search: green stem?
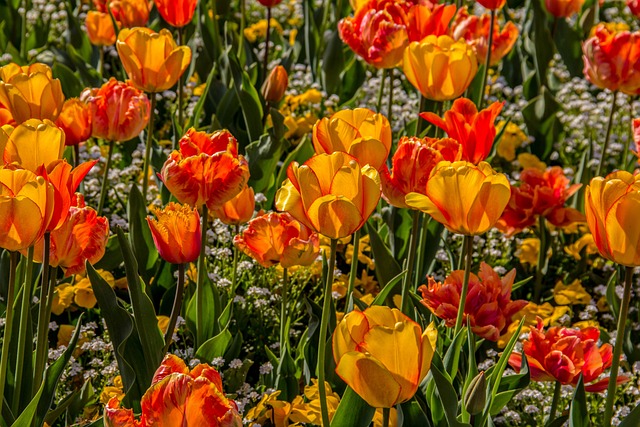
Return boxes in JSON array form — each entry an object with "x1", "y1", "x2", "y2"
[
  {"x1": 33, "y1": 232, "x2": 51, "y2": 390},
  {"x1": 477, "y1": 9, "x2": 495, "y2": 110},
  {"x1": 0, "y1": 252, "x2": 18, "y2": 409},
  {"x1": 413, "y1": 213, "x2": 429, "y2": 292},
  {"x1": 317, "y1": 238, "x2": 338, "y2": 427},
  {"x1": 239, "y1": 0, "x2": 246, "y2": 57},
  {"x1": 533, "y1": 215, "x2": 547, "y2": 304},
  {"x1": 548, "y1": 381, "x2": 562, "y2": 424},
  {"x1": 163, "y1": 263, "x2": 185, "y2": 354},
  {"x1": 280, "y1": 268, "x2": 289, "y2": 355},
  {"x1": 73, "y1": 144, "x2": 80, "y2": 169},
  {"x1": 376, "y1": 68, "x2": 386, "y2": 113},
  {"x1": 603, "y1": 266, "x2": 633, "y2": 425},
  {"x1": 20, "y1": 0, "x2": 28, "y2": 59},
  {"x1": 99, "y1": 47, "x2": 105, "y2": 81},
  {"x1": 596, "y1": 90, "x2": 618, "y2": 177},
  {"x1": 387, "y1": 68, "x2": 394, "y2": 123},
  {"x1": 232, "y1": 224, "x2": 239, "y2": 293},
  {"x1": 98, "y1": 139, "x2": 115, "y2": 216},
  {"x1": 382, "y1": 407, "x2": 390, "y2": 427},
  {"x1": 177, "y1": 26, "x2": 185, "y2": 130},
  {"x1": 263, "y1": 7, "x2": 271, "y2": 80},
  {"x1": 416, "y1": 96, "x2": 428, "y2": 135},
  {"x1": 13, "y1": 245, "x2": 35, "y2": 413},
  {"x1": 401, "y1": 210, "x2": 421, "y2": 314},
  {"x1": 196, "y1": 205, "x2": 208, "y2": 349},
  {"x1": 345, "y1": 229, "x2": 360, "y2": 313},
  {"x1": 142, "y1": 95, "x2": 157, "y2": 202},
  {"x1": 454, "y1": 235, "x2": 473, "y2": 336}
]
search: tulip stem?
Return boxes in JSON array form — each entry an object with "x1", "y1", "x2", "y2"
[
  {"x1": 317, "y1": 238, "x2": 338, "y2": 427},
  {"x1": 280, "y1": 268, "x2": 289, "y2": 355},
  {"x1": 346, "y1": 229, "x2": 360, "y2": 313},
  {"x1": 164, "y1": 263, "x2": 185, "y2": 354},
  {"x1": 142, "y1": 95, "x2": 157, "y2": 202},
  {"x1": 416, "y1": 96, "x2": 428, "y2": 136},
  {"x1": 401, "y1": 210, "x2": 421, "y2": 315},
  {"x1": 232, "y1": 224, "x2": 239, "y2": 293},
  {"x1": 533, "y1": 215, "x2": 548, "y2": 303},
  {"x1": 547, "y1": 381, "x2": 562, "y2": 424},
  {"x1": 263, "y1": 7, "x2": 272, "y2": 80},
  {"x1": 376, "y1": 68, "x2": 386, "y2": 114},
  {"x1": 603, "y1": 266, "x2": 633, "y2": 425},
  {"x1": 477, "y1": 9, "x2": 495, "y2": 110},
  {"x1": 177, "y1": 26, "x2": 185, "y2": 131},
  {"x1": 382, "y1": 407, "x2": 390, "y2": 427},
  {"x1": 13, "y1": 245, "x2": 35, "y2": 413},
  {"x1": 34, "y1": 232, "x2": 51, "y2": 391},
  {"x1": 98, "y1": 47, "x2": 105, "y2": 81},
  {"x1": 413, "y1": 214, "x2": 429, "y2": 291},
  {"x1": 74, "y1": 144, "x2": 80, "y2": 168},
  {"x1": 0, "y1": 252, "x2": 18, "y2": 410},
  {"x1": 20, "y1": 0, "x2": 28, "y2": 59},
  {"x1": 98, "y1": 139, "x2": 115, "y2": 216},
  {"x1": 596, "y1": 90, "x2": 618, "y2": 177},
  {"x1": 454, "y1": 235, "x2": 473, "y2": 336},
  {"x1": 387, "y1": 68, "x2": 394, "y2": 123},
  {"x1": 196, "y1": 204, "x2": 208, "y2": 349}
]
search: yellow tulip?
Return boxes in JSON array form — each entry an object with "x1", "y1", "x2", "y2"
[
  {"x1": 1, "y1": 119, "x2": 65, "y2": 171},
  {"x1": 403, "y1": 35, "x2": 478, "y2": 102},
  {"x1": 274, "y1": 152, "x2": 381, "y2": 239},
  {"x1": 585, "y1": 171, "x2": 640, "y2": 267},
  {"x1": 332, "y1": 306, "x2": 438, "y2": 408},
  {"x1": 116, "y1": 27, "x2": 192, "y2": 93},
  {"x1": 405, "y1": 161, "x2": 510, "y2": 235}
]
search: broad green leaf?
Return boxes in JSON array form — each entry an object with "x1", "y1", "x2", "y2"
[
  {"x1": 366, "y1": 222, "x2": 401, "y2": 287},
  {"x1": 429, "y1": 356, "x2": 471, "y2": 427},
  {"x1": 331, "y1": 386, "x2": 375, "y2": 427},
  {"x1": 569, "y1": 376, "x2": 590, "y2": 427},
  {"x1": 275, "y1": 346, "x2": 299, "y2": 402},
  {"x1": 195, "y1": 328, "x2": 232, "y2": 362},
  {"x1": 371, "y1": 270, "x2": 405, "y2": 306},
  {"x1": 127, "y1": 185, "x2": 159, "y2": 282}
]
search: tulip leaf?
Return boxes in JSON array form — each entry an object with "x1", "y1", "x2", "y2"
[
  {"x1": 186, "y1": 61, "x2": 217, "y2": 131},
  {"x1": 11, "y1": 313, "x2": 83, "y2": 427},
  {"x1": 246, "y1": 111, "x2": 287, "y2": 197},
  {"x1": 331, "y1": 386, "x2": 375, "y2": 427},
  {"x1": 416, "y1": 218, "x2": 445, "y2": 280},
  {"x1": 443, "y1": 326, "x2": 467, "y2": 380},
  {"x1": 511, "y1": 276, "x2": 534, "y2": 293},
  {"x1": 606, "y1": 270, "x2": 620, "y2": 321},
  {"x1": 94, "y1": 235, "x2": 123, "y2": 273},
  {"x1": 429, "y1": 356, "x2": 471, "y2": 427},
  {"x1": 195, "y1": 328, "x2": 232, "y2": 362},
  {"x1": 569, "y1": 376, "x2": 590, "y2": 427},
  {"x1": 52, "y1": 62, "x2": 84, "y2": 98},
  {"x1": 366, "y1": 222, "x2": 401, "y2": 287},
  {"x1": 398, "y1": 397, "x2": 431, "y2": 427},
  {"x1": 371, "y1": 270, "x2": 405, "y2": 306},
  {"x1": 554, "y1": 17, "x2": 584, "y2": 78},
  {"x1": 275, "y1": 346, "x2": 299, "y2": 402},
  {"x1": 489, "y1": 356, "x2": 529, "y2": 415},
  {"x1": 321, "y1": 30, "x2": 344, "y2": 96},
  {"x1": 226, "y1": 48, "x2": 264, "y2": 144},
  {"x1": 185, "y1": 273, "x2": 221, "y2": 348},
  {"x1": 127, "y1": 185, "x2": 159, "y2": 282},
  {"x1": 619, "y1": 401, "x2": 640, "y2": 427}
]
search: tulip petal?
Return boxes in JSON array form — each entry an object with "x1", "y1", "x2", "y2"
[{"x1": 306, "y1": 195, "x2": 362, "y2": 239}]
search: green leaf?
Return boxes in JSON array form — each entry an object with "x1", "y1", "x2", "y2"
[
  {"x1": 606, "y1": 270, "x2": 620, "y2": 321},
  {"x1": 195, "y1": 328, "x2": 232, "y2": 362},
  {"x1": 186, "y1": 63, "x2": 217, "y2": 130},
  {"x1": 52, "y1": 63, "x2": 83, "y2": 98},
  {"x1": 619, "y1": 401, "x2": 640, "y2": 427},
  {"x1": 246, "y1": 111, "x2": 287, "y2": 195},
  {"x1": 399, "y1": 397, "x2": 431, "y2": 427},
  {"x1": 371, "y1": 270, "x2": 405, "y2": 306},
  {"x1": 366, "y1": 222, "x2": 401, "y2": 287},
  {"x1": 443, "y1": 326, "x2": 467, "y2": 380},
  {"x1": 331, "y1": 386, "x2": 375, "y2": 427},
  {"x1": 93, "y1": 235, "x2": 123, "y2": 272},
  {"x1": 127, "y1": 185, "x2": 159, "y2": 282},
  {"x1": 275, "y1": 346, "x2": 299, "y2": 402},
  {"x1": 429, "y1": 356, "x2": 471, "y2": 427},
  {"x1": 554, "y1": 18, "x2": 584, "y2": 77},
  {"x1": 490, "y1": 356, "x2": 529, "y2": 415},
  {"x1": 569, "y1": 376, "x2": 590, "y2": 427},
  {"x1": 226, "y1": 48, "x2": 264, "y2": 144},
  {"x1": 321, "y1": 31, "x2": 344, "y2": 95},
  {"x1": 522, "y1": 86, "x2": 563, "y2": 161}
]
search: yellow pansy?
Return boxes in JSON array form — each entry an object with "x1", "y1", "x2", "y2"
[
  {"x1": 496, "y1": 121, "x2": 527, "y2": 161},
  {"x1": 554, "y1": 279, "x2": 592, "y2": 305}
]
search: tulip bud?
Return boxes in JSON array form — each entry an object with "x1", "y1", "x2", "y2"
[
  {"x1": 261, "y1": 65, "x2": 288, "y2": 104},
  {"x1": 464, "y1": 372, "x2": 487, "y2": 415}
]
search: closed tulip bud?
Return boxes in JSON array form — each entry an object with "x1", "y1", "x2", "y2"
[
  {"x1": 545, "y1": 0, "x2": 585, "y2": 18},
  {"x1": 464, "y1": 372, "x2": 487, "y2": 415},
  {"x1": 117, "y1": 28, "x2": 192, "y2": 93},
  {"x1": 333, "y1": 306, "x2": 438, "y2": 408},
  {"x1": 109, "y1": 0, "x2": 150, "y2": 28},
  {"x1": 403, "y1": 35, "x2": 478, "y2": 102},
  {"x1": 1, "y1": 119, "x2": 65, "y2": 172},
  {"x1": 261, "y1": 65, "x2": 288, "y2": 104},
  {"x1": 406, "y1": 161, "x2": 510, "y2": 236},
  {"x1": 154, "y1": 0, "x2": 198, "y2": 28},
  {"x1": 0, "y1": 63, "x2": 65, "y2": 124},
  {"x1": 85, "y1": 78, "x2": 150, "y2": 142},
  {"x1": 147, "y1": 202, "x2": 201, "y2": 264},
  {"x1": 0, "y1": 167, "x2": 54, "y2": 252},
  {"x1": 212, "y1": 184, "x2": 255, "y2": 226},
  {"x1": 275, "y1": 152, "x2": 381, "y2": 239},
  {"x1": 56, "y1": 98, "x2": 92, "y2": 146},
  {"x1": 85, "y1": 11, "x2": 116, "y2": 46},
  {"x1": 585, "y1": 171, "x2": 640, "y2": 267},
  {"x1": 313, "y1": 108, "x2": 392, "y2": 171}
]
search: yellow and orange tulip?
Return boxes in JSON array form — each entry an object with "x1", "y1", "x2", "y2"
[
  {"x1": 262, "y1": 65, "x2": 289, "y2": 104},
  {"x1": 1, "y1": 119, "x2": 65, "y2": 172},
  {"x1": 147, "y1": 202, "x2": 201, "y2": 264},
  {"x1": 212, "y1": 184, "x2": 255, "y2": 226},
  {"x1": 85, "y1": 11, "x2": 117, "y2": 46},
  {"x1": 56, "y1": 98, "x2": 92, "y2": 146},
  {"x1": 109, "y1": 0, "x2": 151, "y2": 28}
]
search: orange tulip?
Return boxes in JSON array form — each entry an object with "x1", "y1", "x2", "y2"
[
  {"x1": 406, "y1": 3, "x2": 457, "y2": 42},
  {"x1": 333, "y1": 306, "x2": 438, "y2": 408},
  {"x1": 633, "y1": 118, "x2": 640, "y2": 163},
  {"x1": 154, "y1": 0, "x2": 197, "y2": 28},
  {"x1": 451, "y1": 7, "x2": 519, "y2": 66},
  {"x1": 31, "y1": 194, "x2": 109, "y2": 277},
  {"x1": 477, "y1": 0, "x2": 506, "y2": 10},
  {"x1": 109, "y1": 0, "x2": 151, "y2": 28},
  {"x1": 583, "y1": 24, "x2": 640, "y2": 95},
  {"x1": 0, "y1": 167, "x2": 54, "y2": 252},
  {"x1": 0, "y1": 63, "x2": 65, "y2": 124},
  {"x1": 105, "y1": 354, "x2": 242, "y2": 427},
  {"x1": 312, "y1": 108, "x2": 392, "y2": 170},
  {"x1": 85, "y1": 11, "x2": 117, "y2": 46},
  {"x1": 160, "y1": 128, "x2": 250, "y2": 211},
  {"x1": 629, "y1": 0, "x2": 640, "y2": 19},
  {"x1": 84, "y1": 78, "x2": 150, "y2": 142},
  {"x1": 1, "y1": 119, "x2": 65, "y2": 172},
  {"x1": 147, "y1": 202, "x2": 201, "y2": 264},
  {"x1": 212, "y1": 184, "x2": 255, "y2": 226},
  {"x1": 262, "y1": 65, "x2": 288, "y2": 104},
  {"x1": 257, "y1": 0, "x2": 283, "y2": 6},
  {"x1": 403, "y1": 35, "x2": 478, "y2": 102},
  {"x1": 420, "y1": 262, "x2": 527, "y2": 341},
  {"x1": 405, "y1": 161, "x2": 510, "y2": 235},
  {"x1": 545, "y1": 0, "x2": 585, "y2": 18},
  {"x1": 117, "y1": 28, "x2": 192, "y2": 93},
  {"x1": 498, "y1": 167, "x2": 585, "y2": 235},
  {"x1": 420, "y1": 98, "x2": 503, "y2": 165},
  {"x1": 56, "y1": 98, "x2": 92, "y2": 146},
  {"x1": 234, "y1": 212, "x2": 320, "y2": 268},
  {"x1": 275, "y1": 152, "x2": 381, "y2": 239},
  {"x1": 509, "y1": 319, "x2": 628, "y2": 392},
  {"x1": 381, "y1": 136, "x2": 462, "y2": 209},
  {"x1": 585, "y1": 171, "x2": 640, "y2": 267}
]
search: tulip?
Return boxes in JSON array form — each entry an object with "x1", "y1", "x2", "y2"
[
  {"x1": 405, "y1": 161, "x2": 510, "y2": 236},
  {"x1": 154, "y1": 0, "x2": 198, "y2": 28},
  {"x1": 275, "y1": 152, "x2": 381, "y2": 239},
  {"x1": 545, "y1": 0, "x2": 585, "y2": 18},
  {"x1": 333, "y1": 306, "x2": 438, "y2": 408},
  {"x1": 261, "y1": 65, "x2": 288, "y2": 104},
  {"x1": 108, "y1": 0, "x2": 150, "y2": 28},
  {"x1": 312, "y1": 108, "x2": 392, "y2": 170},
  {"x1": 160, "y1": 128, "x2": 250, "y2": 211},
  {"x1": 508, "y1": 319, "x2": 628, "y2": 392},
  {"x1": 477, "y1": 0, "x2": 506, "y2": 10},
  {"x1": 234, "y1": 212, "x2": 320, "y2": 268},
  {"x1": 0, "y1": 63, "x2": 65, "y2": 124},
  {"x1": 85, "y1": 11, "x2": 116, "y2": 46},
  {"x1": 84, "y1": 78, "x2": 150, "y2": 142},
  {"x1": 629, "y1": 0, "x2": 640, "y2": 19},
  {"x1": 403, "y1": 35, "x2": 478, "y2": 102},
  {"x1": 117, "y1": 28, "x2": 192, "y2": 93},
  {"x1": 406, "y1": 3, "x2": 457, "y2": 42},
  {"x1": 1, "y1": 119, "x2": 65, "y2": 172},
  {"x1": 0, "y1": 167, "x2": 54, "y2": 252},
  {"x1": 212, "y1": 184, "x2": 255, "y2": 226},
  {"x1": 147, "y1": 202, "x2": 201, "y2": 265},
  {"x1": 420, "y1": 98, "x2": 503, "y2": 164},
  {"x1": 420, "y1": 262, "x2": 528, "y2": 341},
  {"x1": 257, "y1": 0, "x2": 282, "y2": 5},
  {"x1": 56, "y1": 99, "x2": 92, "y2": 146},
  {"x1": 583, "y1": 24, "x2": 640, "y2": 95},
  {"x1": 381, "y1": 136, "x2": 462, "y2": 209},
  {"x1": 105, "y1": 354, "x2": 242, "y2": 427}
]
